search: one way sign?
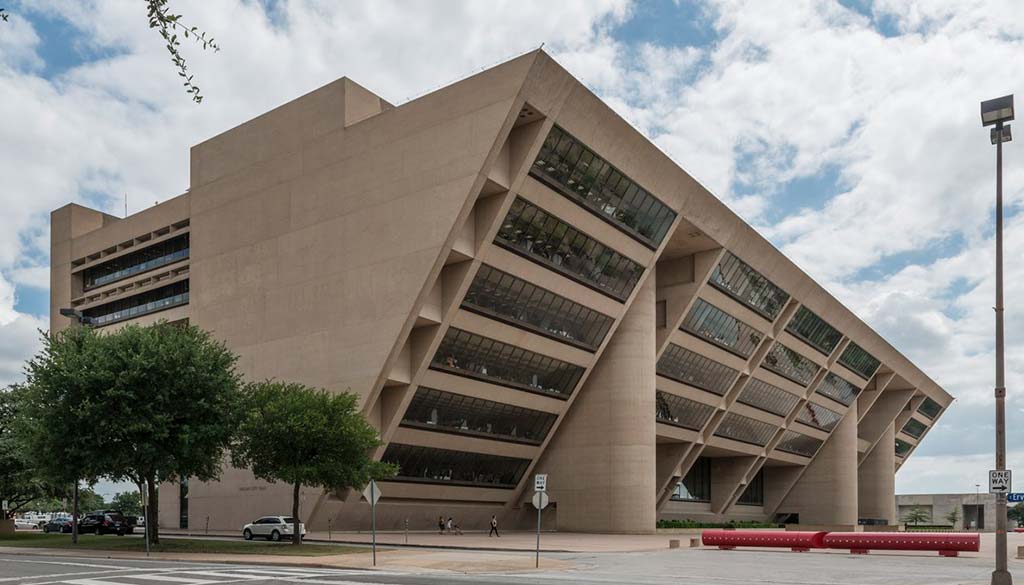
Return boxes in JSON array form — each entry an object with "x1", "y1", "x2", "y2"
[{"x1": 990, "y1": 470, "x2": 1012, "y2": 494}]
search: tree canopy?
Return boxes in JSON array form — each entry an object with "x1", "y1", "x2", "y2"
[
  {"x1": 232, "y1": 382, "x2": 396, "y2": 543},
  {"x1": 0, "y1": 388, "x2": 48, "y2": 516}
]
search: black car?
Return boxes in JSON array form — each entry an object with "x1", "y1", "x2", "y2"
[
  {"x1": 79, "y1": 512, "x2": 131, "y2": 535},
  {"x1": 42, "y1": 518, "x2": 73, "y2": 534}
]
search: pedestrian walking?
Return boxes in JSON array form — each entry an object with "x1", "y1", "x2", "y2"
[
  {"x1": 489, "y1": 514, "x2": 500, "y2": 537},
  {"x1": 446, "y1": 517, "x2": 454, "y2": 534},
  {"x1": 438, "y1": 515, "x2": 445, "y2": 535}
]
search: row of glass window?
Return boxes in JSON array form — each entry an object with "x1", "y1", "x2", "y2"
[
  {"x1": 815, "y1": 372, "x2": 861, "y2": 406},
  {"x1": 83, "y1": 280, "x2": 189, "y2": 326},
  {"x1": 775, "y1": 430, "x2": 823, "y2": 458},
  {"x1": 838, "y1": 342, "x2": 881, "y2": 380},
  {"x1": 655, "y1": 391, "x2": 716, "y2": 431},
  {"x1": 496, "y1": 198, "x2": 643, "y2": 301},
  {"x1": 901, "y1": 417, "x2": 928, "y2": 439},
  {"x1": 714, "y1": 412, "x2": 777, "y2": 446},
  {"x1": 918, "y1": 397, "x2": 943, "y2": 419},
  {"x1": 381, "y1": 443, "x2": 530, "y2": 489},
  {"x1": 737, "y1": 469, "x2": 764, "y2": 506},
  {"x1": 709, "y1": 252, "x2": 790, "y2": 321},
  {"x1": 681, "y1": 298, "x2": 763, "y2": 358},
  {"x1": 462, "y1": 264, "x2": 613, "y2": 351},
  {"x1": 401, "y1": 387, "x2": 557, "y2": 445},
  {"x1": 673, "y1": 457, "x2": 711, "y2": 502},
  {"x1": 737, "y1": 378, "x2": 801, "y2": 417},
  {"x1": 895, "y1": 438, "x2": 913, "y2": 458},
  {"x1": 785, "y1": 306, "x2": 842, "y2": 356},
  {"x1": 795, "y1": 401, "x2": 843, "y2": 432},
  {"x1": 431, "y1": 328, "x2": 583, "y2": 399},
  {"x1": 761, "y1": 342, "x2": 819, "y2": 386},
  {"x1": 657, "y1": 343, "x2": 739, "y2": 396},
  {"x1": 83, "y1": 234, "x2": 189, "y2": 290},
  {"x1": 531, "y1": 125, "x2": 677, "y2": 247}
]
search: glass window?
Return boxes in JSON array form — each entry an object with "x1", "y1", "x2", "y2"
[
  {"x1": 816, "y1": 372, "x2": 861, "y2": 406},
  {"x1": 431, "y1": 328, "x2": 583, "y2": 399},
  {"x1": 895, "y1": 438, "x2": 913, "y2": 458},
  {"x1": 681, "y1": 298, "x2": 763, "y2": 358},
  {"x1": 83, "y1": 234, "x2": 189, "y2": 290},
  {"x1": 672, "y1": 457, "x2": 711, "y2": 502},
  {"x1": 496, "y1": 198, "x2": 645, "y2": 301},
  {"x1": 655, "y1": 391, "x2": 716, "y2": 431},
  {"x1": 917, "y1": 397, "x2": 943, "y2": 420},
  {"x1": 382, "y1": 443, "x2": 530, "y2": 489},
  {"x1": 462, "y1": 264, "x2": 613, "y2": 351},
  {"x1": 775, "y1": 430, "x2": 824, "y2": 458},
  {"x1": 738, "y1": 378, "x2": 801, "y2": 417},
  {"x1": 531, "y1": 125, "x2": 677, "y2": 247},
  {"x1": 901, "y1": 417, "x2": 927, "y2": 439},
  {"x1": 794, "y1": 401, "x2": 843, "y2": 432},
  {"x1": 761, "y1": 342, "x2": 819, "y2": 386},
  {"x1": 82, "y1": 280, "x2": 189, "y2": 327},
  {"x1": 709, "y1": 252, "x2": 790, "y2": 320},
  {"x1": 401, "y1": 387, "x2": 556, "y2": 445},
  {"x1": 785, "y1": 306, "x2": 842, "y2": 356},
  {"x1": 657, "y1": 343, "x2": 738, "y2": 396},
  {"x1": 714, "y1": 412, "x2": 777, "y2": 446},
  {"x1": 838, "y1": 342, "x2": 881, "y2": 379},
  {"x1": 737, "y1": 469, "x2": 764, "y2": 506}
]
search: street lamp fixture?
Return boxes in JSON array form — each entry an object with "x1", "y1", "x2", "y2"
[
  {"x1": 58, "y1": 307, "x2": 92, "y2": 326},
  {"x1": 982, "y1": 93, "x2": 1013, "y2": 585}
]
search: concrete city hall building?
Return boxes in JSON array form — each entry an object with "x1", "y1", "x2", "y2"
[{"x1": 50, "y1": 50, "x2": 952, "y2": 533}]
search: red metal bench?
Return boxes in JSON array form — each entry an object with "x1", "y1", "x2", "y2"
[
  {"x1": 821, "y1": 532, "x2": 980, "y2": 557},
  {"x1": 702, "y1": 530, "x2": 827, "y2": 552}
]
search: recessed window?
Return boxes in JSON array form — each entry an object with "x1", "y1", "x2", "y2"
[
  {"x1": 531, "y1": 125, "x2": 677, "y2": 247},
  {"x1": 714, "y1": 412, "x2": 777, "y2": 446},
  {"x1": 917, "y1": 397, "x2": 943, "y2": 420},
  {"x1": 895, "y1": 438, "x2": 913, "y2": 458},
  {"x1": 462, "y1": 264, "x2": 613, "y2": 351},
  {"x1": 431, "y1": 328, "x2": 583, "y2": 398},
  {"x1": 761, "y1": 342, "x2": 819, "y2": 387},
  {"x1": 737, "y1": 469, "x2": 764, "y2": 506},
  {"x1": 838, "y1": 342, "x2": 881, "y2": 379},
  {"x1": 776, "y1": 430, "x2": 823, "y2": 458},
  {"x1": 495, "y1": 198, "x2": 644, "y2": 301},
  {"x1": 657, "y1": 343, "x2": 738, "y2": 396},
  {"x1": 709, "y1": 252, "x2": 789, "y2": 320},
  {"x1": 672, "y1": 457, "x2": 711, "y2": 502},
  {"x1": 655, "y1": 391, "x2": 716, "y2": 430},
  {"x1": 786, "y1": 306, "x2": 842, "y2": 356},
  {"x1": 901, "y1": 417, "x2": 928, "y2": 439},
  {"x1": 382, "y1": 443, "x2": 530, "y2": 489},
  {"x1": 681, "y1": 298, "x2": 763, "y2": 358},
  {"x1": 738, "y1": 378, "x2": 800, "y2": 417},
  {"x1": 401, "y1": 387, "x2": 556, "y2": 445},
  {"x1": 83, "y1": 280, "x2": 189, "y2": 326},
  {"x1": 83, "y1": 234, "x2": 189, "y2": 290},
  {"x1": 795, "y1": 401, "x2": 844, "y2": 432},
  {"x1": 816, "y1": 372, "x2": 861, "y2": 406}
]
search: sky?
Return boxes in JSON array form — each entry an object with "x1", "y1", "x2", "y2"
[{"x1": 0, "y1": 0, "x2": 1023, "y2": 499}]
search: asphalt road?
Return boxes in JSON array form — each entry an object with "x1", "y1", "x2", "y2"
[{"x1": 0, "y1": 549, "x2": 1007, "y2": 585}]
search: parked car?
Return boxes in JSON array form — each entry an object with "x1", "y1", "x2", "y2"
[
  {"x1": 42, "y1": 518, "x2": 73, "y2": 534},
  {"x1": 78, "y1": 512, "x2": 131, "y2": 535},
  {"x1": 13, "y1": 517, "x2": 37, "y2": 530},
  {"x1": 96, "y1": 510, "x2": 137, "y2": 531},
  {"x1": 241, "y1": 516, "x2": 305, "y2": 542}
]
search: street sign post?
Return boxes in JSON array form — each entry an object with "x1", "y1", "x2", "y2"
[
  {"x1": 533, "y1": 474, "x2": 548, "y2": 568},
  {"x1": 139, "y1": 484, "x2": 149, "y2": 557},
  {"x1": 991, "y1": 470, "x2": 1012, "y2": 494},
  {"x1": 362, "y1": 480, "x2": 381, "y2": 566}
]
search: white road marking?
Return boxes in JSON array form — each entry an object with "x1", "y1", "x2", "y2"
[{"x1": 125, "y1": 574, "x2": 224, "y2": 584}]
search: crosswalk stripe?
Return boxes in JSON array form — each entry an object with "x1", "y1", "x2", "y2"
[{"x1": 120, "y1": 575, "x2": 224, "y2": 584}]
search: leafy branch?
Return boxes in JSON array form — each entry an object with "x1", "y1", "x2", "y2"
[{"x1": 146, "y1": 0, "x2": 219, "y2": 104}]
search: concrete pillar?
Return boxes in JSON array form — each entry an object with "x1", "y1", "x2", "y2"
[
  {"x1": 536, "y1": 274, "x2": 657, "y2": 533},
  {"x1": 779, "y1": 411, "x2": 858, "y2": 526},
  {"x1": 858, "y1": 422, "x2": 896, "y2": 524}
]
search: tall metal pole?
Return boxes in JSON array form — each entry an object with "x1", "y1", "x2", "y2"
[
  {"x1": 535, "y1": 505, "x2": 541, "y2": 569},
  {"x1": 370, "y1": 482, "x2": 377, "y2": 567},
  {"x1": 993, "y1": 121, "x2": 1011, "y2": 585}
]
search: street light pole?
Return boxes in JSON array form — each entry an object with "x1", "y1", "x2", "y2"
[{"x1": 982, "y1": 94, "x2": 1014, "y2": 585}]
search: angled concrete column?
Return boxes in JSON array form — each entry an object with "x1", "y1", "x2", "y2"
[
  {"x1": 539, "y1": 275, "x2": 656, "y2": 533},
  {"x1": 858, "y1": 422, "x2": 896, "y2": 524},
  {"x1": 779, "y1": 411, "x2": 858, "y2": 526}
]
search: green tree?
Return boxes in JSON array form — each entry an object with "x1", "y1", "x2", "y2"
[
  {"x1": 109, "y1": 491, "x2": 142, "y2": 517},
  {"x1": 1008, "y1": 503, "x2": 1024, "y2": 527},
  {"x1": 903, "y1": 505, "x2": 930, "y2": 526},
  {"x1": 945, "y1": 507, "x2": 961, "y2": 528},
  {"x1": 232, "y1": 382, "x2": 396, "y2": 544},
  {"x1": 0, "y1": 389, "x2": 48, "y2": 517},
  {"x1": 13, "y1": 326, "x2": 111, "y2": 542},
  {"x1": 96, "y1": 321, "x2": 243, "y2": 544}
]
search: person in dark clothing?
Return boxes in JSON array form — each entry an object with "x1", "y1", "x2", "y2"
[
  {"x1": 438, "y1": 516, "x2": 445, "y2": 535},
  {"x1": 489, "y1": 515, "x2": 499, "y2": 537}
]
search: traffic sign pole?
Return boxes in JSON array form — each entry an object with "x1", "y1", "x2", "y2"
[
  {"x1": 533, "y1": 474, "x2": 547, "y2": 569},
  {"x1": 371, "y1": 482, "x2": 377, "y2": 566}
]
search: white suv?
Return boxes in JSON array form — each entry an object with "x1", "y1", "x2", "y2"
[{"x1": 242, "y1": 516, "x2": 305, "y2": 541}]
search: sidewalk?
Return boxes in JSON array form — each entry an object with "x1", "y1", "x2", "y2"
[{"x1": 162, "y1": 528, "x2": 681, "y2": 553}]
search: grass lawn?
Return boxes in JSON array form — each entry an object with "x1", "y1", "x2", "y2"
[{"x1": 0, "y1": 532, "x2": 366, "y2": 556}]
